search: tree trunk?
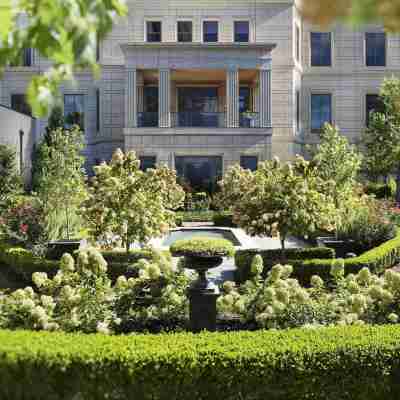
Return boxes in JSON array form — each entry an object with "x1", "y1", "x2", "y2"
[
  {"x1": 280, "y1": 237, "x2": 287, "y2": 263},
  {"x1": 396, "y1": 166, "x2": 400, "y2": 205}
]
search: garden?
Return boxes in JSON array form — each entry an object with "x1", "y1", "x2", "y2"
[{"x1": 2, "y1": 80, "x2": 400, "y2": 398}]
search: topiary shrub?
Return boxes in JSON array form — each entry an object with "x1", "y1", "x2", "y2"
[{"x1": 170, "y1": 237, "x2": 235, "y2": 258}]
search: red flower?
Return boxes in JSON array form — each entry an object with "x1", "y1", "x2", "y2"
[{"x1": 19, "y1": 224, "x2": 29, "y2": 234}]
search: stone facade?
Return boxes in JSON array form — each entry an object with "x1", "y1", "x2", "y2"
[{"x1": 0, "y1": 0, "x2": 399, "y2": 174}]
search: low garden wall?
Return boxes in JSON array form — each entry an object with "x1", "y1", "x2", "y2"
[
  {"x1": 235, "y1": 232, "x2": 400, "y2": 284},
  {"x1": 0, "y1": 325, "x2": 399, "y2": 399}
]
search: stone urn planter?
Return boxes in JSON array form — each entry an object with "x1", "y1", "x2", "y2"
[
  {"x1": 170, "y1": 237, "x2": 235, "y2": 332},
  {"x1": 46, "y1": 239, "x2": 87, "y2": 260}
]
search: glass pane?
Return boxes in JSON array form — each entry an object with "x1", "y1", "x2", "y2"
[
  {"x1": 11, "y1": 94, "x2": 31, "y2": 116},
  {"x1": 140, "y1": 156, "x2": 156, "y2": 171},
  {"x1": 203, "y1": 21, "x2": 218, "y2": 42},
  {"x1": 311, "y1": 94, "x2": 331, "y2": 132},
  {"x1": 234, "y1": 21, "x2": 249, "y2": 42},
  {"x1": 239, "y1": 87, "x2": 251, "y2": 113},
  {"x1": 366, "y1": 33, "x2": 386, "y2": 67},
  {"x1": 147, "y1": 21, "x2": 162, "y2": 42},
  {"x1": 311, "y1": 32, "x2": 331, "y2": 66},
  {"x1": 178, "y1": 21, "x2": 192, "y2": 42},
  {"x1": 240, "y1": 156, "x2": 258, "y2": 171},
  {"x1": 64, "y1": 94, "x2": 84, "y2": 130},
  {"x1": 366, "y1": 94, "x2": 385, "y2": 126},
  {"x1": 175, "y1": 156, "x2": 223, "y2": 193}
]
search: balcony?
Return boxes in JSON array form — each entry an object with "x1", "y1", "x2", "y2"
[{"x1": 137, "y1": 112, "x2": 262, "y2": 128}]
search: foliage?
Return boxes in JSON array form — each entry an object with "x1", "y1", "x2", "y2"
[
  {"x1": 212, "y1": 212, "x2": 236, "y2": 227},
  {"x1": 364, "y1": 181, "x2": 396, "y2": 199},
  {"x1": 35, "y1": 126, "x2": 87, "y2": 241},
  {"x1": 0, "y1": 0, "x2": 127, "y2": 116},
  {"x1": 1, "y1": 196, "x2": 47, "y2": 252},
  {"x1": 300, "y1": 0, "x2": 400, "y2": 32},
  {"x1": 0, "y1": 145, "x2": 22, "y2": 212},
  {"x1": 82, "y1": 149, "x2": 184, "y2": 252},
  {"x1": 219, "y1": 156, "x2": 336, "y2": 250},
  {"x1": 219, "y1": 259, "x2": 400, "y2": 330},
  {"x1": 184, "y1": 192, "x2": 211, "y2": 211},
  {"x1": 170, "y1": 237, "x2": 235, "y2": 258},
  {"x1": 0, "y1": 247, "x2": 189, "y2": 334},
  {"x1": 337, "y1": 197, "x2": 396, "y2": 253},
  {"x1": 235, "y1": 247, "x2": 335, "y2": 283}
]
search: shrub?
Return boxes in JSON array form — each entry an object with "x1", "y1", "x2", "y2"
[
  {"x1": 1, "y1": 326, "x2": 400, "y2": 399},
  {"x1": 212, "y1": 212, "x2": 236, "y2": 227},
  {"x1": 365, "y1": 182, "x2": 396, "y2": 199},
  {"x1": 175, "y1": 210, "x2": 216, "y2": 224},
  {"x1": 170, "y1": 237, "x2": 235, "y2": 258},
  {"x1": 235, "y1": 247, "x2": 335, "y2": 283},
  {"x1": 0, "y1": 144, "x2": 22, "y2": 211}
]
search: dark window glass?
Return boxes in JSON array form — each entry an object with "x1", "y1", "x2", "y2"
[
  {"x1": 234, "y1": 21, "x2": 249, "y2": 42},
  {"x1": 311, "y1": 94, "x2": 332, "y2": 133},
  {"x1": 296, "y1": 90, "x2": 300, "y2": 131},
  {"x1": 240, "y1": 156, "x2": 258, "y2": 171},
  {"x1": 203, "y1": 21, "x2": 218, "y2": 42},
  {"x1": 311, "y1": 32, "x2": 332, "y2": 66},
  {"x1": 296, "y1": 25, "x2": 300, "y2": 62},
  {"x1": 366, "y1": 94, "x2": 385, "y2": 126},
  {"x1": 147, "y1": 21, "x2": 162, "y2": 42},
  {"x1": 10, "y1": 48, "x2": 33, "y2": 67},
  {"x1": 366, "y1": 33, "x2": 386, "y2": 67},
  {"x1": 11, "y1": 94, "x2": 31, "y2": 116},
  {"x1": 64, "y1": 94, "x2": 84, "y2": 130},
  {"x1": 96, "y1": 35, "x2": 100, "y2": 62},
  {"x1": 144, "y1": 87, "x2": 159, "y2": 112},
  {"x1": 96, "y1": 89, "x2": 100, "y2": 132},
  {"x1": 178, "y1": 21, "x2": 192, "y2": 42},
  {"x1": 139, "y1": 156, "x2": 156, "y2": 171},
  {"x1": 239, "y1": 87, "x2": 251, "y2": 113}
]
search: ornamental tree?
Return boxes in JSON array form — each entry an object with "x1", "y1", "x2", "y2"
[
  {"x1": 82, "y1": 149, "x2": 185, "y2": 253},
  {"x1": 219, "y1": 156, "x2": 336, "y2": 252},
  {"x1": 35, "y1": 125, "x2": 87, "y2": 240},
  {"x1": 0, "y1": 0, "x2": 127, "y2": 116}
]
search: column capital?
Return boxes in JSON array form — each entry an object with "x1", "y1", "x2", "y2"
[
  {"x1": 126, "y1": 66, "x2": 137, "y2": 72},
  {"x1": 259, "y1": 57, "x2": 272, "y2": 71},
  {"x1": 227, "y1": 64, "x2": 239, "y2": 72}
]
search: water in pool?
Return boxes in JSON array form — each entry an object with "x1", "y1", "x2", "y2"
[{"x1": 162, "y1": 229, "x2": 241, "y2": 247}]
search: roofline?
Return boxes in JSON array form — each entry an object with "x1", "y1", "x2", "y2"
[{"x1": 0, "y1": 104, "x2": 36, "y2": 119}]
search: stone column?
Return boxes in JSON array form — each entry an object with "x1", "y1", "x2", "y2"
[
  {"x1": 159, "y1": 68, "x2": 171, "y2": 128},
  {"x1": 137, "y1": 70, "x2": 144, "y2": 113},
  {"x1": 125, "y1": 67, "x2": 137, "y2": 128},
  {"x1": 258, "y1": 60, "x2": 272, "y2": 128},
  {"x1": 226, "y1": 67, "x2": 239, "y2": 128}
]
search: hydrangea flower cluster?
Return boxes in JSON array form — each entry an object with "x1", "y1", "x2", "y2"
[{"x1": 217, "y1": 257, "x2": 400, "y2": 329}]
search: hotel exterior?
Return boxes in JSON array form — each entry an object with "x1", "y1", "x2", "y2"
[{"x1": 0, "y1": 0, "x2": 397, "y2": 190}]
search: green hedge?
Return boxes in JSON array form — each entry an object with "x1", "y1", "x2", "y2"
[
  {"x1": 176, "y1": 211, "x2": 216, "y2": 224},
  {"x1": 235, "y1": 247, "x2": 335, "y2": 283},
  {"x1": 364, "y1": 182, "x2": 396, "y2": 199},
  {"x1": 1, "y1": 325, "x2": 400, "y2": 399},
  {"x1": 212, "y1": 212, "x2": 237, "y2": 227},
  {"x1": 0, "y1": 244, "x2": 162, "y2": 285},
  {"x1": 235, "y1": 233, "x2": 400, "y2": 285}
]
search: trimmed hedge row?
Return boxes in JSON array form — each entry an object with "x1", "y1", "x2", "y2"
[
  {"x1": 1, "y1": 325, "x2": 400, "y2": 399},
  {"x1": 235, "y1": 247, "x2": 335, "y2": 283},
  {"x1": 212, "y1": 212, "x2": 237, "y2": 227},
  {"x1": 0, "y1": 244, "x2": 161, "y2": 284},
  {"x1": 235, "y1": 233, "x2": 400, "y2": 285}
]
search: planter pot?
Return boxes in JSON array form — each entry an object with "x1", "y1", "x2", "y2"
[
  {"x1": 316, "y1": 236, "x2": 355, "y2": 258},
  {"x1": 185, "y1": 255, "x2": 223, "y2": 292},
  {"x1": 46, "y1": 239, "x2": 87, "y2": 260}
]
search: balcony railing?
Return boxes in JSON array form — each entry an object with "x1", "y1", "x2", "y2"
[{"x1": 136, "y1": 112, "x2": 262, "y2": 128}]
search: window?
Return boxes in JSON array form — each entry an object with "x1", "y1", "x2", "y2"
[
  {"x1": 366, "y1": 94, "x2": 385, "y2": 126},
  {"x1": 203, "y1": 21, "x2": 218, "y2": 43},
  {"x1": 311, "y1": 94, "x2": 332, "y2": 133},
  {"x1": 146, "y1": 21, "x2": 162, "y2": 42},
  {"x1": 234, "y1": 21, "x2": 249, "y2": 43},
  {"x1": 296, "y1": 90, "x2": 300, "y2": 131},
  {"x1": 366, "y1": 33, "x2": 386, "y2": 67},
  {"x1": 295, "y1": 25, "x2": 300, "y2": 62},
  {"x1": 96, "y1": 35, "x2": 100, "y2": 62},
  {"x1": 177, "y1": 21, "x2": 192, "y2": 42},
  {"x1": 96, "y1": 89, "x2": 100, "y2": 132},
  {"x1": 239, "y1": 87, "x2": 251, "y2": 113},
  {"x1": 240, "y1": 156, "x2": 258, "y2": 171},
  {"x1": 311, "y1": 32, "x2": 332, "y2": 66},
  {"x1": 10, "y1": 48, "x2": 33, "y2": 67},
  {"x1": 11, "y1": 94, "x2": 31, "y2": 116},
  {"x1": 139, "y1": 156, "x2": 157, "y2": 171},
  {"x1": 64, "y1": 94, "x2": 84, "y2": 130}
]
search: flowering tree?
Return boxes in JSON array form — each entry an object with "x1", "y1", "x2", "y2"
[
  {"x1": 219, "y1": 156, "x2": 336, "y2": 251},
  {"x1": 82, "y1": 149, "x2": 185, "y2": 252}
]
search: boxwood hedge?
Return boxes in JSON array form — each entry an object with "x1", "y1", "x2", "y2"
[
  {"x1": 0, "y1": 325, "x2": 400, "y2": 399},
  {"x1": 235, "y1": 233, "x2": 400, "y2": 285}
]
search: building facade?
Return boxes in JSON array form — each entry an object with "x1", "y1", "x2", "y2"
[{"x1": 0, "y1": 0, "x2": 398, "y2": 190}]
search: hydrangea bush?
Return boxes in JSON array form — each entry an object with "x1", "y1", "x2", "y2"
[
  {"x1": 0, "y1": 248, "x2": 190, "y2": 334},
  {"x1": 217, "y1": 256, "x2": 400, "y2": 329}
]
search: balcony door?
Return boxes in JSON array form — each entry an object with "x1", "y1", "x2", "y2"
[
  {"x1": 175, "y1": 156, "x2": 222, "y2": 193},
  {"x1": 177, "y1": 87, "x2": 219, "y2": 127}
]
